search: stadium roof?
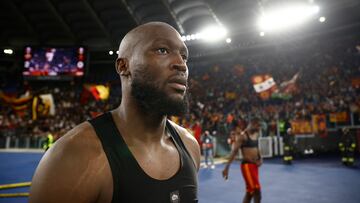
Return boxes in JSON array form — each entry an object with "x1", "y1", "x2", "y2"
[{"x1": 1, "y1": 0, "x2": 360, "y2": 58}]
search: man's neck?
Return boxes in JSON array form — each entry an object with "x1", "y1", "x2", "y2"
[{"x1": 112, "y1": 103, "x2": 168, "y2": 143}]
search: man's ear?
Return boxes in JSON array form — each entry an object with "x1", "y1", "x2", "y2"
[{"x1": 115, "y1": 58, "x2": 130, "y2": 76}]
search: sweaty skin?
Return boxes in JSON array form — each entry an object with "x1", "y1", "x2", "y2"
[{"x1": 29, "y1": 22, "x2": 200, "y2": 203}]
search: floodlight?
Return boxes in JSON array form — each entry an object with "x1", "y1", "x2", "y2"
[
  {"x1": 180, "y1": 26, "x2": 228, "y2": 42},
  {"x1": 258, "y1": 4, "x2": 320, "y2": 32},
  {"x1": 199, "y1": 25, "x2": 227, "y2": 41},
  {"x1": 4, "y1": 49, "x2": 13, "y2": 55},
  {"x1": 195, "y1": 33, "x2": 201, "y2": 39}
]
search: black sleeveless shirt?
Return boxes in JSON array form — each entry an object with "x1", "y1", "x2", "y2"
[
  {"x1": 88, "y1": 112, "x2": 198, "y2": 203},
  {"x1": 241, "y1": 132, "x2": 259, "y2": 148}
]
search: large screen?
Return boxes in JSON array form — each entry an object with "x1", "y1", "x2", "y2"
[{"x1": 23, "y1": 46, "x2": 85, "y2": 80}]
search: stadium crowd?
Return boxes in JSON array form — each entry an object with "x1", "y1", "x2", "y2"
[
  {"x1": 186, "y1": 40, "x2": 360, "y2": 136},
  {"x1": 0, "y1": 39, "x2": 359, "y2": 146}
]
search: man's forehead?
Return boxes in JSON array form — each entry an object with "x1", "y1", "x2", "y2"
[
  {"x1": 150, "y1": 37, "x2": 188, "y2": 51},
  {"x1": 118, "y1": 22, "x2": 190, "y2": 59},
  {"x1": 136, "y1": 24, "x2": 178, "y2": 39}
]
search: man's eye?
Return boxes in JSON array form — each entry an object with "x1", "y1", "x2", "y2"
[{"x1": 157, "y1": 48, "x2": 169, "y2": 54}]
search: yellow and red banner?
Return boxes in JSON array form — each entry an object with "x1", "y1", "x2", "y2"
[
  {"x1": 329, "y1": 112, "x2": 349, "y2": 123},
  {"x1": 312, "y1": 114, "x2": 327, "y2": 137},
  {"x1": 0, "y1": 91, "x2": 33, "y2": 116},
  {"x1": 83, "y1": 84, "x2": 110, "y2": 101},
  {"x1": 32, "y1": 94, "x2": 55, "y2": 120},
  {"x1": 291, "y1": 120, "x2": 313, "y2": 135}
]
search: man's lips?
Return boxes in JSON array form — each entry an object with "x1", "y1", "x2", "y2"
[
  {"x1": 168, "y1": 77, "x2": 187, "y2": 92},
  {"x1": 168, "y1": 83, "x2": 186, "y2": 91}
]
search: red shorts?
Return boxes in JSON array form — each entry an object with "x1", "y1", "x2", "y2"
[{"x1": 240, "y1": 162, "x2": 261, "y2": 193}]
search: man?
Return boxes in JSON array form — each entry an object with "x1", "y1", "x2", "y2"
[
  {"x1": 282, "y1": 119, "x2": 294, "y2": 165},
  {"x1": 201, "y1": 130, "x2": 215, "y2": 169},
  {"x1": 339, "y1": 127, "x2": 356, "y2": 167},
  {"x1": 42, "y1": 131, "x2": 54, "y2": 151},
  {"x1": 29, "y1": 22, "x2": 200, "y2": 203},
  {"x1": 222, "y1": 118, "x2": 262, "y2": 203}
]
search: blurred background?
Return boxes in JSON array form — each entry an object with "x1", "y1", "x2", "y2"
[
  {"x1": 1, "y1": 0, "x2": 359, "y2": 157},
  {"x1": 0, "y1": 0, "x2": 360, "y2": 201}
]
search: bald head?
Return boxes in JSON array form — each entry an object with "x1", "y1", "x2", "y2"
[
  {"x1": 117, "y1": 22, "x2": 181, "y2": 59},
  {"x1": 115, "y1": 22, "x2": 190, "y2": 117}
]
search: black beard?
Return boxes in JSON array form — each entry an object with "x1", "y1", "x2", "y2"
[{"x1": 130, "y1": 71, "x2": 189, "y2": 117}]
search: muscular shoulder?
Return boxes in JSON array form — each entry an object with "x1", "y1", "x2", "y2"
[
  {"x1": 168, "y1": 120, "x2": 201, "y2": 170},
  {"x1": 48, "y1": 122, "x2": 103, "y2": 161},
  {"x1": 29, "y1": 121, "x2": 110, "y2": 203},
  {"x1": 62, "y1": 122, "x2": 100, "y2": 147}
]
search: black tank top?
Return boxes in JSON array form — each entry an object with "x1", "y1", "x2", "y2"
[
  {"x1": 241, "y1": 132, "x2": 259, "y2": 148},
  {"x1": 89, "y1": 112, "x2": 198, "y2": 203}
]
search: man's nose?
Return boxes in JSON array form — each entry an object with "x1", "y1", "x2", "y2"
[{"x1": 172, "y1": 53, "x2": 187, "y2": 72}]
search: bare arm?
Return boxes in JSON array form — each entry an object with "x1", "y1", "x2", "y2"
[
  {"x1": 29, "y1": 123, "x2": 110, "y2": 203},
  {"x1": 222, "y1": 134, "x2": 243, "y2": 180}
]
